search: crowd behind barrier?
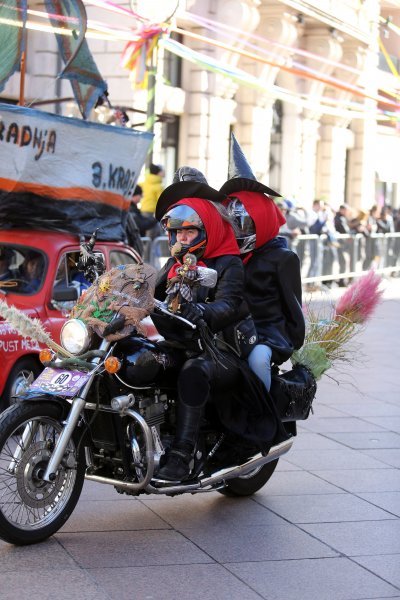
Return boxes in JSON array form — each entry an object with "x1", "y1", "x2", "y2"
[{"x1": 140, "y1": 232, "x2": 400, "y2": 288}]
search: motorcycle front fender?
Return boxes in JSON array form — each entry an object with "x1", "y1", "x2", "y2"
[{"x1": 14, "y1": 393, "x2": 71, "y2": 421}]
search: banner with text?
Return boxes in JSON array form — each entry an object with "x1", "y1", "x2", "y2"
[{"x1": 0, "y1": 103, "x2": 153, "y2": 240}]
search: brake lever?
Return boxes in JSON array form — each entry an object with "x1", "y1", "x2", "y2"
[{"x1": 153, "y1": 299, "x2": 197, "y2": 330}]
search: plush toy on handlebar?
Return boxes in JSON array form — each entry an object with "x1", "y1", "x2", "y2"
[{"x1": 77, "y1": 229, "x2": 106, "y2": 284}]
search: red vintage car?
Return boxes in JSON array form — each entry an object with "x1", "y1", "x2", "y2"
[{"x1": 0, "y1": 229, "x2": 153, "y2": 410}]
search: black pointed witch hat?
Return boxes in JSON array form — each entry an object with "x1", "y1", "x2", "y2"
[
  {"x1": 219, "y1": 133, "x2": 281, "y2": 197},
  {"x1": 155, "y1": 166, "x2": 227, "y2": 221}
]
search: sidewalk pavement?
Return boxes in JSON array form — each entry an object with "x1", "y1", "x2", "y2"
[{"x1": 1, "y1": 278, "x2": 400, "y2": 600}]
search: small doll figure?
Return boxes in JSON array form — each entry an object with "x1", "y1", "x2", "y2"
[{"x1": 165, "y1": 253, "x2": 199, "y2": 313}]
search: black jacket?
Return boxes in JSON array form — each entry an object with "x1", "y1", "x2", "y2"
[
  {"x1": 244, "y1": 237, "x2": 305, "y2": 364},
  {"x1": 129, "y1": 204, "x2": 158, "y2": 236},
  {"x1": 334, "y1": 213, "x2": 350, "y2": 234},
  {"x1": 153, "y1": 254, "x2": 249, "y2": 346}
]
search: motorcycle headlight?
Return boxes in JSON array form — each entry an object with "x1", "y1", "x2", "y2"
[{"x1": 60, "y1": 319, "x2": 91, "y2": 355}]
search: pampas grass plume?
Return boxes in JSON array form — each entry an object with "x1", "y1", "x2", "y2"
[{"x1": 335, "y1": 270, "x2": 384, "y2": 323}]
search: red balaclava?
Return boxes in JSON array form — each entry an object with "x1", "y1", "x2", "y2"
[
  {"x1": 172, "y1": 198, "x2": 240, "y2": 258},
  {"x1": 225, "y1": 190, "x2": 286, "y2": 249}
]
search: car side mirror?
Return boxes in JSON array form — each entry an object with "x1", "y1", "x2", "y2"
[{"x1": 52, "y1": 284, "x2": 79, "y2": 302}]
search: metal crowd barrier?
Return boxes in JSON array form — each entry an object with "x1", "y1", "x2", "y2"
[
  {"x1": 291, "y1": 232, "x2": 400, "y2": 285},
  {"x1": 140, "y1": 236, "x2": 152, "y2": 264},
  {"x1": 141, "y1": 233, "x2": 400, "y2": 286}
]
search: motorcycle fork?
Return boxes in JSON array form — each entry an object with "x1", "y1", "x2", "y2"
[
  {"x1": 42, "y1": 396, "x2": 87, "y2": 482},
  {"x1": 42, "y1": 340, "x2": 110, "y2": 483}
]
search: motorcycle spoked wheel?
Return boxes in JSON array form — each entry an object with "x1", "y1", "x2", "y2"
[
  {"x1": 217, "y1": 459, "x2": 279, "y2": 497},
  {"x1": 0, "y1": 402, "x2": 85, "y2": 545}
]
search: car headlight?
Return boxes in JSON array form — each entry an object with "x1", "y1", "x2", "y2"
[{"x1": 60, "y1": 319, "x2": 91, "y2": 355}]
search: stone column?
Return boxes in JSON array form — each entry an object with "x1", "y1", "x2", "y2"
[
  {"x1": 347, "y1": 104, "x2": 378, "y2": 210},
  {"x1": 347, "y1": 57, "x2": 379, "y2": 209},
  {"x1": 179, "y1": 0, "x2": 260, "y2": 186},
  {"x1": 299, "y1": 116, "x2": 321, "y2": 205},
  {"x1": 316, "y1": 41, "x2": 366, "y2": 207},
  {"x1": 234, "y1": 4, "x2": 299, "y2": 185},
  {"x1": 280, "y1": 103, "x2": 303, "y2": 200},
  {"x1": 317, "y1": 121, "x2": 354, "y2": 207},
  {"x1": 288, "y1": 28, "x2": 343, "y2": 207}
]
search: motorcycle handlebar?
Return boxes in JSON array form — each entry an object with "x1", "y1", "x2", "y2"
[{"x1": 153, "y1": 299, "x2": 197, "y2": 329}]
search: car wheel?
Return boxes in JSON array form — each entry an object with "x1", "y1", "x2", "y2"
[{"x1": 1, "y1": 358, "x2": 42, "y2": 411}]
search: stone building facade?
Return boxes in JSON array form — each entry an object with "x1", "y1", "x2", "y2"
[{"x1": 2, "y1": 0, "x2": 400, "y2": 211}]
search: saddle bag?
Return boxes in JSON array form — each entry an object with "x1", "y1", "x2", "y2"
[
  {"x1": 270, "y1": 364, "x2": 317, "y2": 421},
  {"x1": 221, "y1": 316, "x2": 259, "y2": 358}
]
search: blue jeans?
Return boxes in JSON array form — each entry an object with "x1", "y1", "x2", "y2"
[{"x1": 248, "y1": 344, "x2": 273, "y2": 391}]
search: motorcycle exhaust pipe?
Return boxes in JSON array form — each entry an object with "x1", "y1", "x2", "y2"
[
  {"x1": 146, "y1": 437, "x2": 293, "y2": 495},
  {"x1": 200, "y1": 437, "x2": 293, "y2": 489}
]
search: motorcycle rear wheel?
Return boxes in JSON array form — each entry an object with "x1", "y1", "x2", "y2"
[
  {"x1": 218, "y1": 459, "x2": 278, "y2": 497},
  {"x1": 0, "y1": 402, "x2": 85, "y2": 545}
]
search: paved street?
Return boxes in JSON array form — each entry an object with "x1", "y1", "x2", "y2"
[{"x1": 1, "y1": 278, "x2": 400, "y2": 600}]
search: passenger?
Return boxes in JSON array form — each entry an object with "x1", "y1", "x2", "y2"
[
  {"x1": 220, "y1": 134, "x2": 305, "y2": 392},
  {"x1": 20, "y1": 253, "x2": 44, "y2": 293},
  {"x1": 153, "y1": 173, "x2": 287, "y2": 481}
]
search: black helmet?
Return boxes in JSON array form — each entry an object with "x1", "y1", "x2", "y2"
[
  {"x1": 161, "y1": 204, "x2": 207, "y2": 260},
  {"x1": 226, "y1": 197, "x2": 256, "y2": 254}
]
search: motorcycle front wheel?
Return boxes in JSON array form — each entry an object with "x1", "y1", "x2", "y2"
[
  {"x1": 0, "y1": 401, "x2": 85, "y2": 545},
  {"x1": 218, "y1": 459, "x2": 279, "y2": 497}
]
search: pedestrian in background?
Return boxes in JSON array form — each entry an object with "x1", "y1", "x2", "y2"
[
  {"x1": 334, "y1": 204, "x2": 351, "y2": 286},
  {"x1": 377, "y1": 205, "x2": 395, "y2": 269},
  {"x1": 306, "y1": 199, "x2": 326, "y2": 288},
  {"x1": 128, "y1": 185, "x2": 158, "y2": 237},
  {"x1": 278, "y1": 199, "x2": 308, "y2": 263},
  {"x1": 141, "y1": 164, "x2": 165, "y2": 239},
  {"x1": 362, "y1": 205, "x2": 379, "y2": 271}
]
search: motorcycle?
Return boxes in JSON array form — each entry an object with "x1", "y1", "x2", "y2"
[{"x1": 0, "y1": 247, "x2": 316, "y2": 546}]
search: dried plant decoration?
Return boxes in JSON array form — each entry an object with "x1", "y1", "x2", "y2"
[
  {"x1": 292, "y1": 271, "x2": 384, "y2": 380},
  {"x1": 0, "y1": 300, "x2": 73, "y2": 357}
]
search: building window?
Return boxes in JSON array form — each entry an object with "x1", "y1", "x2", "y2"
[
  {"x1": 163, "y1": 32, "x2": 182, "y2": 87},
  {"x1": 160, "y1": 116, "x2": 180, "y2": 181},
  {"x1": 272, "y1": 100, "x2": 283, "y2": 135}
]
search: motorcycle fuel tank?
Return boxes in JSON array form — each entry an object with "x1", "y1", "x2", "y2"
[{"x1": 116, "y1": 336, "x2": 169, "y2": 386}]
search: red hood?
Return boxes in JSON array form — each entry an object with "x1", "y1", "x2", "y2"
[
  {"x1": 173, "y1": 198, "x2": 240, "y2": 258},
  {"x1": 225, "y1": 191, "x2": 286, "y2": 249}
]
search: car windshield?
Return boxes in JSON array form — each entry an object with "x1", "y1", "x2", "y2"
[{"x1": 0, "y1": 245, "x2": 46, "y2": 295}]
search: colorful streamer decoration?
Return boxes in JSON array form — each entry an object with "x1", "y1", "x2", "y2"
[
  {"x1": 121, "y1": 24, "x2": 164, "y2": 89},
  {"x1": 161, "y1": 37, "x2": 369, "y2": 121},
  {"x1": 1, "y1": 0, "x2": 400, "y2": 124},
  {"x1": 0, "y1": 0, "x2": 27, "y2": 93}
]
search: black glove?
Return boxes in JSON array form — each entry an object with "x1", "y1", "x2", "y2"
[{"x1": 179, "y1": 302, "x2": 205, "y2": 325}]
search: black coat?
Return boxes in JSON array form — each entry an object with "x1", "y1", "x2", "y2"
[
  {"x1": 154, "y1": 254, "x2": 249, "y2": 345},
  {"x1": 244, "y1": 237, "x2": 305, "y2": 364},
  {"x1": 129, "y1": 204, "x2": 157, "y2": 236}
]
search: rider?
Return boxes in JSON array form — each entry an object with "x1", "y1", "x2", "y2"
[
  {"x1": 220, "y1": 134, "x2": 305, "y2": 392},
  {"x1": 153, "y1": 171, "x2": 287, "y2": 481}
]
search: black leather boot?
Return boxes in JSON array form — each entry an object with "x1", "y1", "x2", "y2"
[{"x1": 158, "y1": 404, "x2": 203, "y2": 481}]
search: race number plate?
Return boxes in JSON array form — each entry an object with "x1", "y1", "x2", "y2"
[{"x1": 29, "y1": 367, "x2": 91, "y2": 397}]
